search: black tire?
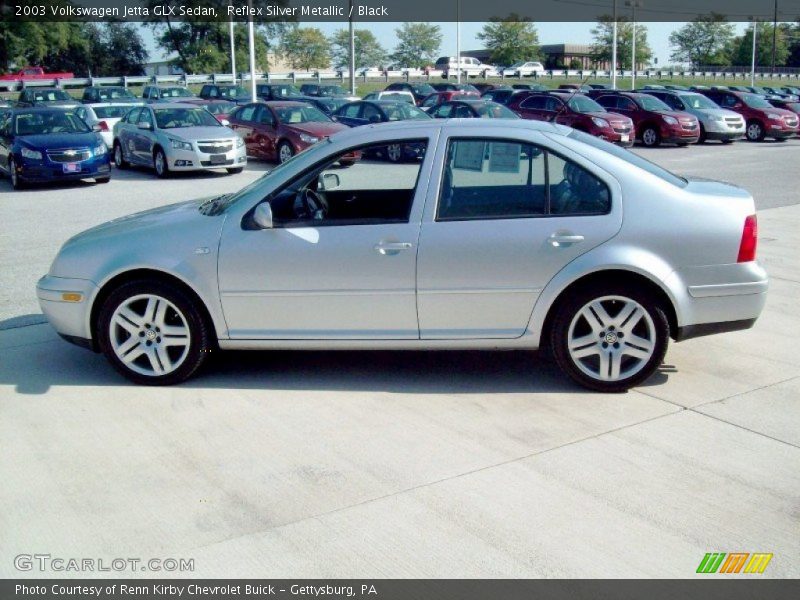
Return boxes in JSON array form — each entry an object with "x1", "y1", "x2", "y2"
[
  {"x1": 96, "y1": 176, "x2": 110, "y2": 184},
  {"x1": 113, "y1": 141, "x2": 129, "y2": 169},
  {"x1": 277, "y1": 141, "x2": 294, "y2": 164},
  {"x1": 676, "y1": 142, "x2": 690, "y2": 147},
  {"x1": 550, "y1": 283, "x2": 670, "y2": 393},
  {"x1": 226, "y1": 167, "x2": 244, "y2": 174},
  {"x1": 746, "y1": 119, "x2": 765, "y2": 142},
  {"x1": 640, "y1": 125, "x2": 661, "y2": 147},
  {"x1": 697, "y1": 124, "x2": 707, "y2": 143},
  {"x1": 97, "y1": 279, "x2": 213, "y2": 386},
  {"x1": 9, "y1": 158, "x2": 25, "y2": 190},
  {"x1": 721, "y1": 139, "x2": 734, "y2": 144},
  {"x1": 153, "y1": 148, "x2": 169, "y2": 178}
]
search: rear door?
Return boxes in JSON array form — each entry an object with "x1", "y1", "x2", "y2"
[
  {"x1": 228, "y1": 104, "x2": 258, "y2": 154},
  {"x1": 251, "y1": 105, "x2": 278, "y2": 159},
  {"x1": 416, "y1": 132, "x2": 622, "y2": 339}
]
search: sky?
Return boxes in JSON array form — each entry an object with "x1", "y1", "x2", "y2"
[{"x1": 140, "y1": 21, "x2": 750, "y2": 67}]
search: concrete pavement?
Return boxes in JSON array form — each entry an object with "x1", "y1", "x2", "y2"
[{"x1": 1, "y1": 202, "x2": 798, "y2": 578}]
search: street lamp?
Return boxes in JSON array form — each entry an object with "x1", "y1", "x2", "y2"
[
  {"x1": 611, "y1": 0, "x2": 618, "y2": 89},
  {"x1": 625, "y1": 0, "x2": 642, "y2": 90},
  {"x1": 247, "y1": 0, "x2": 256, "y2": 102},
  {"x1": 349, "y1": 0, "x2": 355, "y2": 95},
  {"x1": 456, "y1": 0, "x2": 461, "y2": 84},
  {"x1": 751, "y1": 18, "x2": 758, "y2": 87},
  {"x1": 229, "y1": 21, "x2": 236, "y2": 84}
]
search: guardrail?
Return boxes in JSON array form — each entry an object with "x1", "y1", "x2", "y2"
[{"x1": 2, "y1": 68, "x2": 799, "y2": 93}]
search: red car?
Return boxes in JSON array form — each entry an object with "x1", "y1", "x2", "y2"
[
  {"x1": 0, "y1": 66, "x2": 74, "y2": 81},
  {"x1": 204, "y1": 101, "x2": 237, "y2": 125},
  {"x1": 507, "y1": 91, "x2": 635, "y2": 147},
  {"x1": 419, "y1": 91, "x2": 479, "y2": 112},
  {"x1": 594, "y1": 92, "x2": 700, "y2": 146},
  {"x1": 700, "y1": 89, "x2": 798, "y2": 141},
  {"x1": 228, "y1": 101, "x2": 357, "y2": 164}
]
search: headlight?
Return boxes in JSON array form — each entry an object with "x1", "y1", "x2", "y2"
[
  {"x1": 591, "y1": 117, "x2": 609, "y2": 128},
  {"x1": 767, "y1": 113, "x2": 781, "y2": 120},
  {"x1": 93, "y1": 143, "x2": 106, "y2": 156},
  {"x1": 20, "y1": 147, "x2": 42, "y2": 160},
  {"x1": 170, "y1": 138, "x2": 193, "y2": 151},
  {"x1": 235, "y1": 136, "x2": 244, "y2": 148},
  {"x1": 299, "y1": 133, "x2": 320, "y2": 144},
  {"x1": 662, "y1": 115, "x2": 678, "y2": 125},
  {"x1": 709, "y1": 114, "x2": 724, "y2": 122}
]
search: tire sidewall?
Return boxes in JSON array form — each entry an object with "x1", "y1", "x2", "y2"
[
  {"x1": 278, "y1": 142, "x2": 293, "y2": 164},
  {"x1": 154, "y1": 149, "x2": 168, "y2": 177},
  {"x1": 642, "y1": 126, "x2": 660, "y2": 147},
  {"x1": 550, "y1": 284, "x2": 670, "y2": 393},
  {"x1": 97, "y1": 280, "x2": 211, "y2": 385},
  {"x1": 113, "y1": 141, "x2": 127, "y2": 168}
]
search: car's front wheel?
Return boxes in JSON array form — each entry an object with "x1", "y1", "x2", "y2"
[
  {"x1": 641, "y1": 126, "x2": 661, "y2": 147},
  {"x1": 9, "y1": 158, "x2": 25, "y2": 190},
  {"x1": 153, "y1": 148, "x2": 169, "y2": 178},
  {"x1": 551, "y1": 285, "x2": 669, "y2": 392},
  {"x1": 277, "y1": 141, "x2": 294, "y2": 164},
  {"x1": 226, "y1": 167, "x2": 244, "y2": 174},
  {"x1": 113, "y1": 141, "x2": 128, "y2": 169},
  {"x1": 97, "y1": 280, "x2": 212, "y2": 385},
  {"x1": 746, "y1": 120, "x2": 765, "y2": 142}
]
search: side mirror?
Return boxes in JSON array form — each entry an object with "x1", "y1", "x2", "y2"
[
  {"x1": 320, "y1": 172, "x2": 340, "y2": 191},
  {"x1": 138, "y1": 121, "x2": 151, "y2": 130},
  {"x1": 91, "y1": 124, "x2": 102, "y2": 132},
  {"x1": 368, "y1": 114, "x2": 382, "y2": 123},
  {"x1": 253, "y1": 202, "x2": 273, "y2": 229}
]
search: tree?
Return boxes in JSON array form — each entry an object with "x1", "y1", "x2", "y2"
[
  {"x1": 727, "y1": 22, "x2": 789, "y2": 69},
  {"x1": 391, "y1": 23, "x2": 442, "y2": 68},
  {"x1": 669, "y1": 14, "x2": 736, "y2": 68},
  {"x1": 329, "y1": 29, "x2": 386, "y2": 69},
  {"x1": 591, "y1": 17, "x2": 652, "y2": 70},
  {"x1": 281, "y1": 28, "x2": 330, "y2": 71},
  {"x1": 787, "y1": 22, "x2": 800, "y2": 67},
  {"x1": 476, "y1": 15, "x2": 540, "y2": 66},
  {"x1": 97, "y1": 23, "x2": 149, "y2": 76}
]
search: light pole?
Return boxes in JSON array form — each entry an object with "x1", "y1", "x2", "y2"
[
  {"x1": 456, "y1": 0, "x2": 461, "y2": 84},
  {"x1": 751, "y1": 19, "x2": 758, "y2": 87},
  {"x1": 247, "y1": 0, "x2": 256, "y2": 102},
  {"x1": 625, "y1": 0, "x2": 641, "y2": 90},
  {"x1": 349, "y1": 0, "x2": 355, "y2": 95},
  {"x1": 611, "y1": 0, "x2": 618, "y2": 89},
  {"x1": 229, "y1": 21, "x2": 236, "y2": 84}
]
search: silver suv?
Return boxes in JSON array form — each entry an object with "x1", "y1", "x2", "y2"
[{"x1": 642, "y1": 89, "x2": 745, "y2": 143}]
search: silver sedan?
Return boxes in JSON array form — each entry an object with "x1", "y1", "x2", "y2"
[
  {"x1": 37, "y1": 119, "x2": 768, "y2": 392},
  {"x1": 111, "y1": 102, "x2": 246, "y2": 177}
]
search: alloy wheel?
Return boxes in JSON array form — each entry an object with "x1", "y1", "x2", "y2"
[
  {"x1": 114, "y1": 144, "x2": 123, "y2": 166},
  {"x1": 108, "y1": 294, "x2": 191, "y2": 377},
  {"x1": 278, "y1": 143, "x2": 293, "y2": 163},
  {"x1": 9, "y1": 159, "x2": 18, "y2": 188},
  {"x1": 567, "y1": 295, "x2": 656, "y2": 383},
  {"x1": 154, "y1": 151, "x2": 165, "y2": 176},
  {"x1": 387, "y1": 143, "x2": 402, "y2": 162},
  {"x1": 747, "y1": 123, "x2": 762, "y2": 141},
  {"x1": 642, "y1": 128, "x2": 658, "y2": 147}
]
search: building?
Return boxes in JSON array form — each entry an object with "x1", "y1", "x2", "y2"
[
  {"x1": 144, "y1": 51, "x2": 294, "y2": 78},
  {"x1": 462, "y1": 45, "x2": 645, "y2": 71}
]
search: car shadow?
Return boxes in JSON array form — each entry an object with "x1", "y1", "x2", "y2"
[{"x1": 0, "y1": 321, "x2": 674, "y2": 396}]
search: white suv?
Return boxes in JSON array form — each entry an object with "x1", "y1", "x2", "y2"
[
  {"x1": 434, "y1": 56, "x2": 497, "y2": 78},
  {"x1": 502, "y1": 61, "x2": 546, "y2": 77}
]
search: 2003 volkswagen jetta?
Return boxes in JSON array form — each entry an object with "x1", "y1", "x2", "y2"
[{"x1": 37, "y1": 119, "x2": 768, "y2": 392}]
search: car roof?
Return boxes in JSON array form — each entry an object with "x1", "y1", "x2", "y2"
[
  {"x1": 147, "y1": 102, "x2": 204, "y2": 109},
  {"x1": 85, "y1": 102, "x2": 141, "y2": 108},
  {"x1": 261, "y1": 100, "x2": 311, "y2": 107},
  {"x1": 9, "y1": 106, "x2": 78, "y2": 113},
  {"x1": 23, "y1": 87, "x2": 63, "y2": 92}
]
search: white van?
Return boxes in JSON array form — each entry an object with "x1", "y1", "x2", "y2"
[{"x1": 434, "y1": 56, "x2": 498, "y2": 78}]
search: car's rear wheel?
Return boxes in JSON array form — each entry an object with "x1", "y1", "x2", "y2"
[
  {"x1": 697, "y1": 124, "x2": 707, "y2": 143},
  {"x1": 153, "y1": 148, "x2": 169, "y2": 178},
  {"x1": 277, "y1": 141, "x2": 294, "y2": 164},
  {"x1": 551, "y1": 285, "x2": 669, "y2": 393},
  {"x1": 641, "y1": 126, "x2": 661, "y2": 147},
  {"x1": 721, "y1": 139, "x2": 735, "y2": 144},
  {"x1": 9, "y1": 158, "x2": 25, "y2": 190},
  {"x1": 113, "y1": 142, "x2": 128, "y2": 169},
  {"x1": 96, "y1": 176, "x2": 110, "y2": 184},
  {"x1": 226, "y1": 167, "x2": 244, "y2": 174},
  {"x1": 746, "y1": 120, "x2": 765, "y2": 141},
  {"x1": 97, "y1": 280, "x2": 212, "y2": 385},
  {"x1": 386, "y1": 143, "x2": 403, "y2": 162}
]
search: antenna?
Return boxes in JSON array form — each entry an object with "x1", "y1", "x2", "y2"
[{"x1": 552, "y1": 74, "x2": 593, "y2": 122}]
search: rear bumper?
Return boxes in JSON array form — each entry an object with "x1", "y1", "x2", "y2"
[{"x1": 675, "y1": 318, "x2": 757, "y2": 341}]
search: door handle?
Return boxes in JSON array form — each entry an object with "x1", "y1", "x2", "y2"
[
  {"x1": 374, "y1": 242, "x2": 413, "y2": 255},
  {"x1": 549, "y1": 233, "x2": 585, "y2": 247}
]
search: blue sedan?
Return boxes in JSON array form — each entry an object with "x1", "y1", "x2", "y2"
[{"x1": 0, "y1": 107, "x2": 111, "y2": 190}]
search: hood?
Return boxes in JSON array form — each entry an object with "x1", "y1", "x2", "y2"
[
  {"x1": 588, "y1": 111, "x2": 630, "y2": 124},
  {"x1": 693, "y1": 107, "x2": 742, "y2": 119},
  {"x1": 165, "y1": 126, "x2": 237, "y2": 141},
  {"x1": 655, "y1": 110, "x2": 696, "y2": 122},
  {"x1": 285, "y1": 121, "x2": 348, "y2": 137},
  {"x1": 39, "y1": 100, "x2": 80, "y2": 107},
  {"x1": 19, "y1": 132, "x2": 102, "y2": 149}
]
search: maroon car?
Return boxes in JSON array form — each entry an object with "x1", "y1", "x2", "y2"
[
  {"x1": 420, "y1": 91, "x2": 479, "y2": 112},
  {"x1": 228, "y1": 101, "x2": 356, "y2": 164},
  {"x1": 594, "y1": 92, "x2": 700, "y2": 147},
  {"x1": 700, "y1": 89, "x2": 798, "y2": 141},
  {"x1": 507, "y1": 91, "x2": 634, "y2": 147}
]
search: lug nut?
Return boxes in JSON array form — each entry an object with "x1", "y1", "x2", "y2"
[
  {"x1": 613, "y1": 342, "x2": 620, "y2": 349},
  {"x1": 602, "y1": 342, "x2": 608, "y2": 348}
]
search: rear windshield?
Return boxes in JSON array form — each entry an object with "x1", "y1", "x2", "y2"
[
  {"x1": 159, "y1": 87, "x2": 194, "y2": 98},
  {"x1": 567, "y1": 129, "x2": 687, "y2": 188},
  {"x1": 473, "y1": 103, "x2": 518, "y2": 119},
  {"x1": 384, "y1": 103, "x2": 430, "y2": 121},
  {"x1": 95, "y1": 88, "x2": 135, "y2": 100},
  {"x1": 32, "y1": 90, "x2": 72, "y2": 102},
  {"x1": 93, "y1": 106, "x2": 132, "y2": 119},
  {"x1": 14, "y1": 111, "x2": 90, "y2": 135}
]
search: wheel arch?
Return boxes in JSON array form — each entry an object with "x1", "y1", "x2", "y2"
[{"x1": 89, "y1": 268, "x2": 217, "y2": 352}]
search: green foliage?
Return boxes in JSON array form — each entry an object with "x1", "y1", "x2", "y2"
[
  {"x1": 391, "y1": 23, "x2": 442, "y2": 68},
  {"x1": 727, "y1": 22, "x2": 789, "y2": 68},
  {"x1": 591, "y1": 17, "x2": 653, "y2": 69},
  {"x1": 281, "y1": 27, "x2": 330, "y2": 71},
  {"x1": 668, "y1": 14, "x2": 736, "y2": 68},
  {"x1": 330, "y1": 29, "x2": 387, "y2": 69},
  {"x1": 476, "y1": 15, "x2": 540, "y2": 66}
]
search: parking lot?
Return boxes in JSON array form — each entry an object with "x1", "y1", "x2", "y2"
[{"x1": 1, "y1": 139, "x2": 799, "y2": 578}]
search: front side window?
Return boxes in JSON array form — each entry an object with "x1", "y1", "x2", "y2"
[
  {"x1": 438, "y1": 138, "x2": 610, "y2": 221},
  {"x1": 259, "y1": 140, "x2": 428, "y2": 228},
  {"x1": 274, "y1": 105, "x2": 330, "y2": 124}
]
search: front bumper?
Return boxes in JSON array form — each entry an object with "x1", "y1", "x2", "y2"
[
  {"x1": 705, "y1": 131, "x2": 745, "y2": 141},
  {"x1": 36, "y1": 275, "x2": 97, "y2": 347},
  {"x1": 767, "y1": 126, "x2": 797, "y2": 139},
  {"x1": 661, "y1": 126, "x2": 700, "y2": 144},
  {"x1": 166, "y1": 143, "x2": 247, "y2": 171},
  {"x1": 17, "y1": 155, "x2": 111, "y2": 183}
]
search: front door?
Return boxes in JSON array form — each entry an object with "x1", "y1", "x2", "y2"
[
  {"x1": 217, "y1": 135, "x2": 436, "y2": 339},
  {"x1": 416, "y1": 135, "x2": 622, "y2": 339}
]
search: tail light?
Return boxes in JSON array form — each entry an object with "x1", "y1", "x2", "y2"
[
  {"x1": 97, "y1": 120, "x2": 109, "y2": 132},
  {"x1": 737, "y1": 214, "x2": 758, "y2": 263}
]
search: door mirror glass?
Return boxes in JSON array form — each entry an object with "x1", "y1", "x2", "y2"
[
  {"x1": 253, "y1": 202, "x2": 274, "y2": 229},
  {"x1": 368, "y1": 114, "x2": 382, "y2": 123},
  {"x1": 319, "y1": 173, "x2": 340, "y2": 191}
]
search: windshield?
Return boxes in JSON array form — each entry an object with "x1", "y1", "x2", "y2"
[
  {"x1": 567, "y1": 129, "x2": 687, "y2": 188},
  {"x1": 93, "y1": 106, "x2": 133, "y2": 119},
  {"x1": 509, "y1": 62, "x2": 525, "y2": 67},
  {"x1": 382, "y1": 93, "x2": 415, "y2": 103},
  {"x1": 742, "y1": 93, "x2": 772, "y2": 109},
  {"x1": 96, "y1": 87, "x2": 135, "y2": 100},
  {"x1": 681, "y1": 93, "x2": 718, "y2": 110},
  {"x1": 274, "y1": 105, "x2": 330, "y2": 123},
  {"x1": 32, "y1": 90, "x2": 72, "y2": 102},
  {"x1": 458, "y1": 85, "x2": 479, "y2": 93},
  {"x1": 411, "y1": 83, "x2": 435, "y2": 96},
  {"x1": 219, "y1": 86, "x2": 249, "y2": 98},
  {"x1": 636, "y1": 95, "x2": 672, "y2": 111},
  {"x1": 205, "y1": 102, "x2": 233, "y2": 115},
  {"x1": 14, "y1": 111, "x2": 90, "y2": 135},
  {"x1": 319, "y1": 86, "x2": 346, "y2": 97},
  {"x1": 568, "y1": 95, "x2": 605, "y2": 113},
  {"x1": 383, "y1": 103, "x2": 430, "y2": 121},
  {"x1": 474, "y1": 103, "x2": 518, "y2": 119},
  {"x1": 782, "y1": 102, "x2": 800, "y2": 112},
  {"x1": 154, "y1": 107, "x2": 221, "y2": 129},
  {"x1": 265, "y1": 85, "x2": 302, "y2": 97},
  {"x1": 159, "y1": 87, "x2": 195, "y2": 98}
]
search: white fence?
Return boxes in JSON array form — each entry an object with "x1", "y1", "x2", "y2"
[{"x1": 2, "y1": 68, "x2": 800, "y2": 93}]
